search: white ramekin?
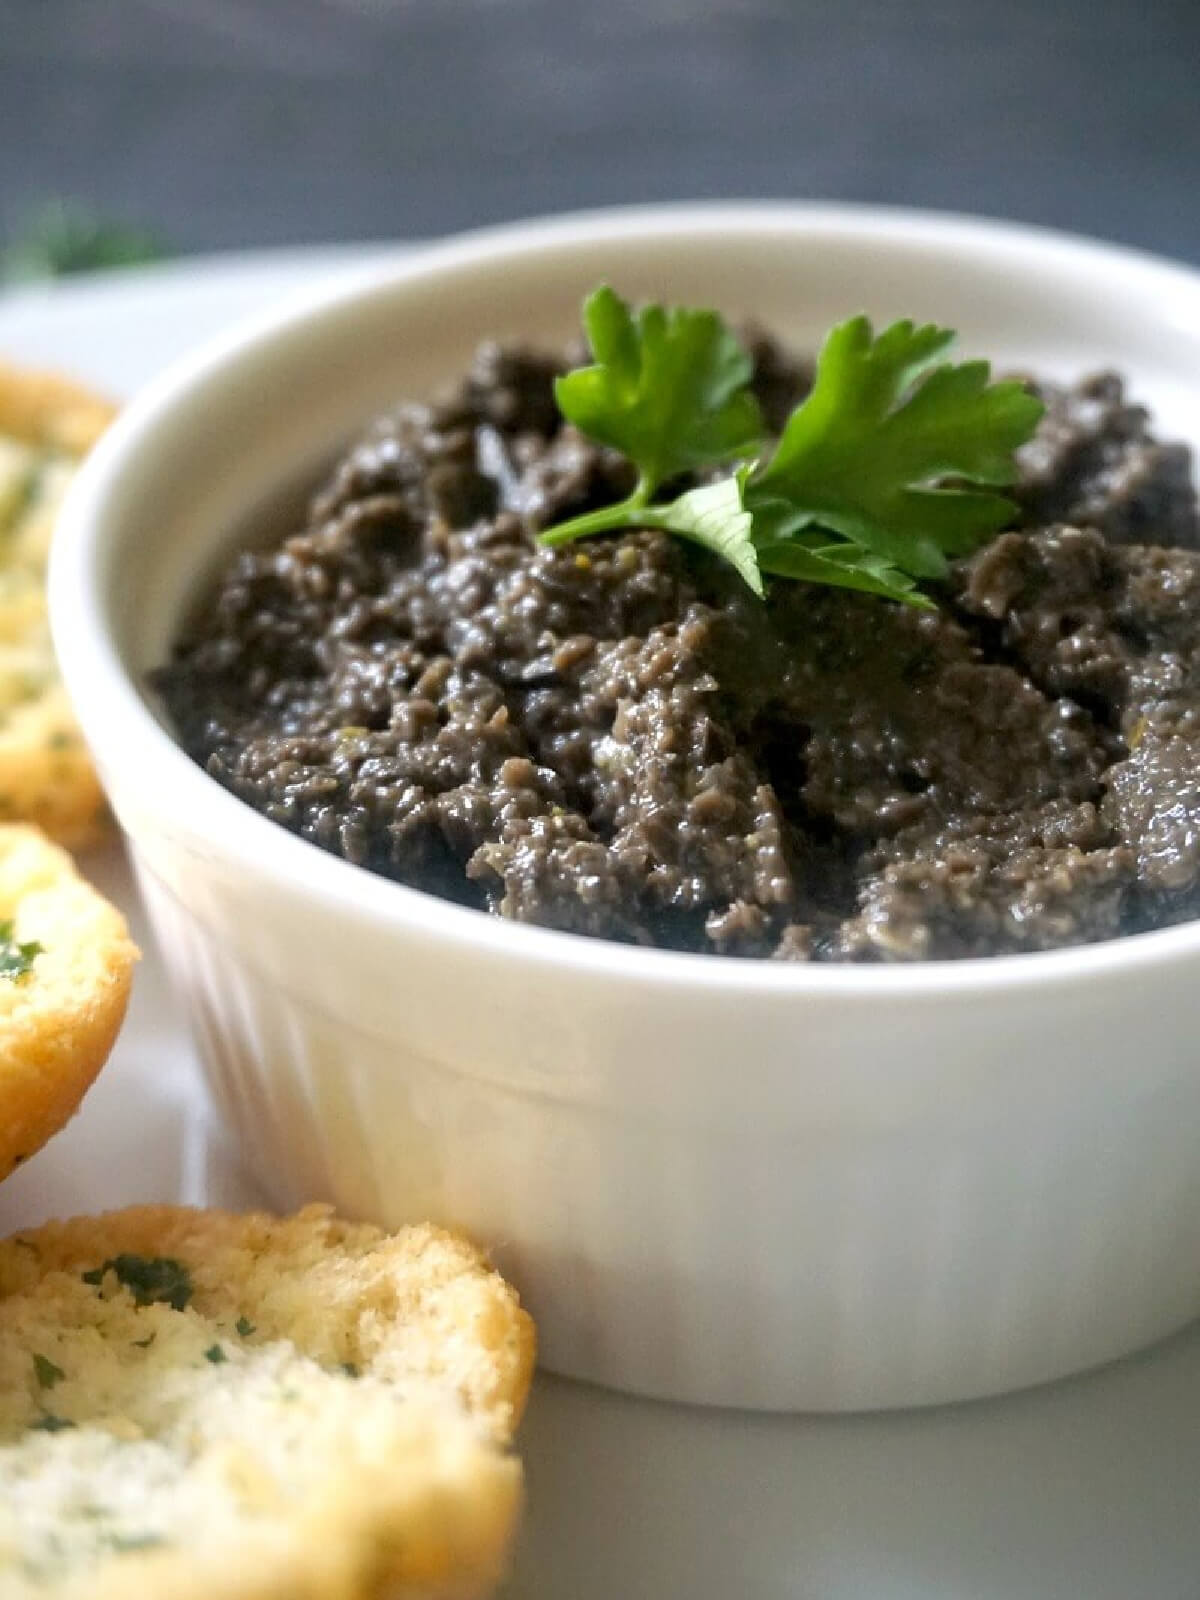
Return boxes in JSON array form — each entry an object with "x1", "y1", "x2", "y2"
[{"x1": 50, "y1": 204, "x2": 1200, "y2": 1411}]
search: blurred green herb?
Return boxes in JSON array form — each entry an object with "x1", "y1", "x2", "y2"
[
  {"x1": 2, "y1": 202, "x2": 167, "y2": 285},
  {"x1": 33, "y1": 1353, "x2": 64, "y2": 1390},
  {"x1": 30, "y1": 1413, "x2": 74, "y2": 1432}
]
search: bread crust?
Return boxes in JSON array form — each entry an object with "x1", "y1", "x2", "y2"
[
  {"x1": 0, "y1": 1203, "x2": 536, "y2": 1600},
  {"x1": 0, "y1": 824, "x2": 138, "y2": 1179},
  {"x1": 0, "y1": 361, "x2": 116, "y2": 848}
]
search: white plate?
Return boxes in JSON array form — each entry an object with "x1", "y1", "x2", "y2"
[{"x1": 2, "y1": 246, "x2": 1199, "y2": 1599}]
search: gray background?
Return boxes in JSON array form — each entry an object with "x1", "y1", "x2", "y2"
[{"x1": 2, "y1": 0, "x2": 1200, "y2": 261}]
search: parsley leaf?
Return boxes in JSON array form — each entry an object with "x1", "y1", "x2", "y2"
[
  {"x1": 544, "y1": 287, "x2": 763, "y2": 581},
  {"x1": 540, "y1": 292, "x2": 1044, "y2": 606},
  {"x1": 554, "y1": 285, "x2": 764, "y2": 499},
  {"x1": 0, "y1": 920, "x2": 41, "y2": 982},
  {"x1": 754, "y1": 531, "x2": 933, "y2": 609},
  {"x1": 648, "y1": 470, "x2": 761, "y2": 597},
  {"x1": 753, "y1": 315, "x2": 1045, "y2": 580},
  {"x1": 204, "y1": 1343, "x2": 226, "y2": 1364}
]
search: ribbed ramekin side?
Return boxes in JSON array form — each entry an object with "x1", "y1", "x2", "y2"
[{"x1": 134, "y1": 856, "x2": 1200, "y2": 1411}]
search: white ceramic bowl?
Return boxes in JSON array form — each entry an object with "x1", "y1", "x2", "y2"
[{"x1": 51, "y1": 204, "x2": 1200, "y2": 1412}]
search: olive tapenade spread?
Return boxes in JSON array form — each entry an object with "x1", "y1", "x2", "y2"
[{"x1": 157, "y1": 340, "x2": 1200, "y2": 961}]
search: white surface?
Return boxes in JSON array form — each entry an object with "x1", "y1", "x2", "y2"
[
  {"x1": 48, "y1": 205, "x2": 1200, "y2": 1412},
  {"x1": 0, "y1": 233, "x2": 1196, "y2": 1594}
]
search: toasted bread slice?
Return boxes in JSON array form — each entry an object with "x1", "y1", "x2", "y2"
[
  {"x1": 0, "y1": 362, "x2": 117, "y2": 850},
  {"x1": 0, "y1": 363, "x2": 115, "y2": 458},
  {"x1": 0, "y1": 825, "x2": 137, "y2": 1180},
  {"x1": 0, "y1": 1203, "x2": 535, "y2": 1600}
]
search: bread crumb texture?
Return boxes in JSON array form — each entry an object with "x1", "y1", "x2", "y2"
[
  {"x1": 0, "y1": 1204, "x2": 535, "y2": 1600},
  {"x1": 0, "y1": 825, "x2": 137, "y2": 1180},
  {"x1": 0, "y1": 363, "x2": 116, "y2": 849}
]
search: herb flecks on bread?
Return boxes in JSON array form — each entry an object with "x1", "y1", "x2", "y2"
[{"x1": 0, "y1": 1204, "x2": 534, "y2": 1600}]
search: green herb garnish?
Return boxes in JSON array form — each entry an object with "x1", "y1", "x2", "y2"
[
  {"x1": 542, "y1": 288, "x2": 1044, "y2": 606},
  {"x1": 32, "y1": 1354, "x2": 64, "y2": 1390},
  {"x1": 82, "y1": 1255, "x2": 193, "y2": 1311},
  {"x1": 0, "y1": 920, "x2": 41, "y2": 982},
  {"x1": 235, "y1": 1316, "x2": 255, "y2": 1338},
  {"x1": 30, "y1": 1413, "x2": 74, "y2": 1432},
  {"x1": 204, "y1": 1343, "x2": 226, "y2": 1365}
]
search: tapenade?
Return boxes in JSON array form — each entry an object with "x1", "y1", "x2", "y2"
[{"x1": 157, "y1": 338, "x2": 1200, "y2": 960}]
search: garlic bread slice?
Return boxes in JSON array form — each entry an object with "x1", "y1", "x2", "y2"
[
  {"x1": 0, "y1": 362, "x2": 116, "y2": 849},
  {"x1": 0, "y1": 1203, "x2": 534, "y2": 1600}
]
